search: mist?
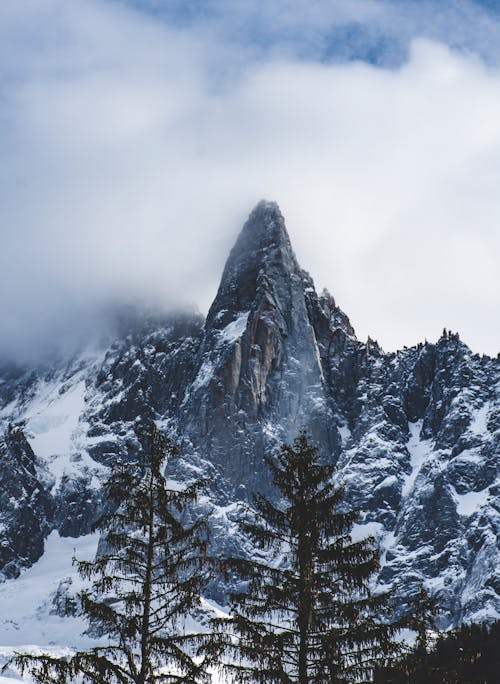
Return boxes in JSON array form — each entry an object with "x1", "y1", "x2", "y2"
[{"x1": 1, "y1": 0, "x2": 499, "y2": 361}]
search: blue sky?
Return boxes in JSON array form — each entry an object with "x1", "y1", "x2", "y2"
[
  {"x1": 0, "y1": 0, "x2": 499, "y2": 358},
  {"x1": 116, "y1": 0, "x2": 500, "y2": 66}
]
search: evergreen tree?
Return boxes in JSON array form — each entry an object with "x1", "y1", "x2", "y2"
[
  {"x1": 216, "y1": 432, "x2": 398, "y2": 684},
  {"x1": 13, "y1": 422, "x2": 211, "y2": 684},
  {"x1": 373, "y1": 585, "x2": 438, "y2": 684},
  {"x1": 407, "y1": 585, "x2": 438, "y2": 656}
]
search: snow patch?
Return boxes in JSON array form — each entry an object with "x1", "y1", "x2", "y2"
[
  {"x1": 23, "y1": 379, "x2": 101, "y2": 487},
  {"x1": 165, "y1": 478, "x2": 186, "y2": 492},
  {"x1": 191, "y1": 359, "x2": 214, "y2": 392},
  {"x1": 402, "y1": 421, "x2": 432, "y2": 497},
  {"x1": 380, "y1": 531, "x2": 397, "y2": 567},
  {"x1": 453, "y1": 450, "x2": 482, "y2": 464},
  {"x1": 350, "y1": 521, "x2": 384, "y2": 542},
  {"x1": 375, "y1": 475, "x2": 398, "y2": 491},
  {"x1": 468, "y1": 402, "x2": 491, "y2": 435},
  {"x1": 26, "y1": 380, "x2": 86, "y2": 462},
  {"x1": 219, "y1": 311, "x2": 249, "y2": 344},
  {"x1": 452, "y1": 487, "x2": 490, "y2": 517},
  {"x1": 338, "y1": 424, "x2": 351, "y2": 447}
]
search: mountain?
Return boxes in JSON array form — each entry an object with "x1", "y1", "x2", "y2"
[{"x1": 0, "y1": 201, "x2": 498, "y2": 643}]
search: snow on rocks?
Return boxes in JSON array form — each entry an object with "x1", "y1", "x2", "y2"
[
  {"x1": 401, "y1": 421, "x2": 432, "y2": 498},
  {"x1": 218, "y1": 311, "x2": 249, "y2": 345}
]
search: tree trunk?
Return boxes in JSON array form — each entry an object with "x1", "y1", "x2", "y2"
[
  {"x1": 297, "y1": 462, "x2": 312, "y2": 684},
  {"x1": 298, "y1": 618, "x2": 308, "y2": 684},
  {"x1": 139, "y1": 468, "x2": 155, "y2": 684}
]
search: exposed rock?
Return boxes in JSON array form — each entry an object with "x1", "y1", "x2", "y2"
[
  {"x1": 181, "y1": 201, "x2": 338, "y2": 495},
  {"x1": 0, "y1": 426, "x2": 54, "y2": 578}
]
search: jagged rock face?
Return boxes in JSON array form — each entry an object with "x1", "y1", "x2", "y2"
[
  {"x1": 0, "y1": 201, "x2": 498, "y2": 628},
  {"x1": 181, "y1": 201, "x2": 338, "y2": 495},
  {"x1": 0, "y1": 427, "x2": 53, "y2": 578}
]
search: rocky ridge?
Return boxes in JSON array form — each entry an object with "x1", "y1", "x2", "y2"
[{"x1": 0, "y1": 201, "x2": 498, "y2": 630}]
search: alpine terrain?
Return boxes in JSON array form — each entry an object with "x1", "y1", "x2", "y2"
[{"x1": 0, "y1": 201, "x2": 498, "y2": 657}]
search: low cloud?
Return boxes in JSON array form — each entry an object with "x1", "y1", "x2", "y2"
[{"x1": 0, "y1": 0, "x2": 499, "y2": 359}]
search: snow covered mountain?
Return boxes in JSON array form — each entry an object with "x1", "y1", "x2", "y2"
[{"x1": 0, "y1": 201, "x2": 498, "y2": 649}]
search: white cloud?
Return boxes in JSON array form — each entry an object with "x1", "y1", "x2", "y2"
[{"x1": 0, "y1": 0, "x2": 499, "y2": 358}]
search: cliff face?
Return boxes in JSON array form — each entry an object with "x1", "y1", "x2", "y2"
[
  {"x1": 181, "y1": 201, "x2": 339, "y2": 493},
  {"x1": 0, "y1": 427, "x2": 53, "y2": 578},
  {"x1": 0, "y1": 201, "x2": 498, "y2": 628}
]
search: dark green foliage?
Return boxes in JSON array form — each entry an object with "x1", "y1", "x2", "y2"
[
  {"x1": 375, "y1": 620, "x2": 500, "y2": 684},
  {"x1": 215, "y1": 432, "x2": 398, "y2": 684},
  {"x1": 405, "y1": 585, "x2": 438, "y2": 656},
  {"x1": 13, "y1": 422, "x2": 211, "y2": 684}
]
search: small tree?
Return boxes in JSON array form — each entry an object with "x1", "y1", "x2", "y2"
[
  {"x1": 14, "y1": 422, "x2": 211, "y2": 684},
  {"x1": 216, "y1": 432, "x2": 398, "y2": 684}
]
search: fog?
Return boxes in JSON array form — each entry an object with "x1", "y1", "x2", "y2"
[{"x1": 0, "y1": 0, "x2": 499, "y2": 360}]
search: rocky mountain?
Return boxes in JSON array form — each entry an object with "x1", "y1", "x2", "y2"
[{"x1": 0, "y1": 200, "x2": 498, "y2": 634}]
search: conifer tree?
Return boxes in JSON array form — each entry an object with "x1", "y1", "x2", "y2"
[
  {"x1": 216, "y1": 432, "x2": 398, "y2": 684},
  {"x1": 374, "y1": 585, "x2": 438, "y2": 684},
  {"x1": 407, "y1": 585, "x2": 438, "y2": 656},
  {"x1": 13, "y1": 422, "x2": 211, "y2": 684}
]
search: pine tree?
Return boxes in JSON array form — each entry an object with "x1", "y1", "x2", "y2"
[
  {"x1": 374, "y1": 585, "x2": 439, "y2": 684},
  {"x1": 407, "y1": 585, "x2": 438, "y2": 656},
  {"x1": 216, "y1": 432, "x2": 398, "y2": 684},
  {"x1": 13, "y1": 422, "x2": 211, "y2": 684}
]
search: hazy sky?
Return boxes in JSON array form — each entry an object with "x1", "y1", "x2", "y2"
[{"x1": 1, "y1": 0, "x2": 499, "y2": 359}]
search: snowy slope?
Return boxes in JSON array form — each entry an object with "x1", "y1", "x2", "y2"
[{"x1": 0, "y1": 532, "x2": 98, "y2": 681}]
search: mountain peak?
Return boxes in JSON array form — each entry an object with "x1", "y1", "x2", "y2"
[
  {"x1": 236, "y1": 199, "x2": 292, "y2": 254},
  {"x1": 206, "y1": 201, "x2": 299, "y2": 329}
]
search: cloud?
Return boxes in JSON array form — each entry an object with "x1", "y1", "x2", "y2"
[
  {"x1": 0, "y1": 0, "x2": 499, "y2": 359},
  {"x1": 117, "y1": 0, "x2": 500, "y2": 66}
]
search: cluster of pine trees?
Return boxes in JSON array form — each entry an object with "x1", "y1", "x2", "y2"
[
  {"x1": 7, "y1": 424, "x2": 496, "y2": 683},
  {"x1": 375, "y1": 621, "x2": 500, "y2": 683}
]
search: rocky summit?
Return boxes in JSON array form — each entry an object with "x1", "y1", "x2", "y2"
[{"x1": 0, "y1": 201, "x2": 498, "y2": 630}]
